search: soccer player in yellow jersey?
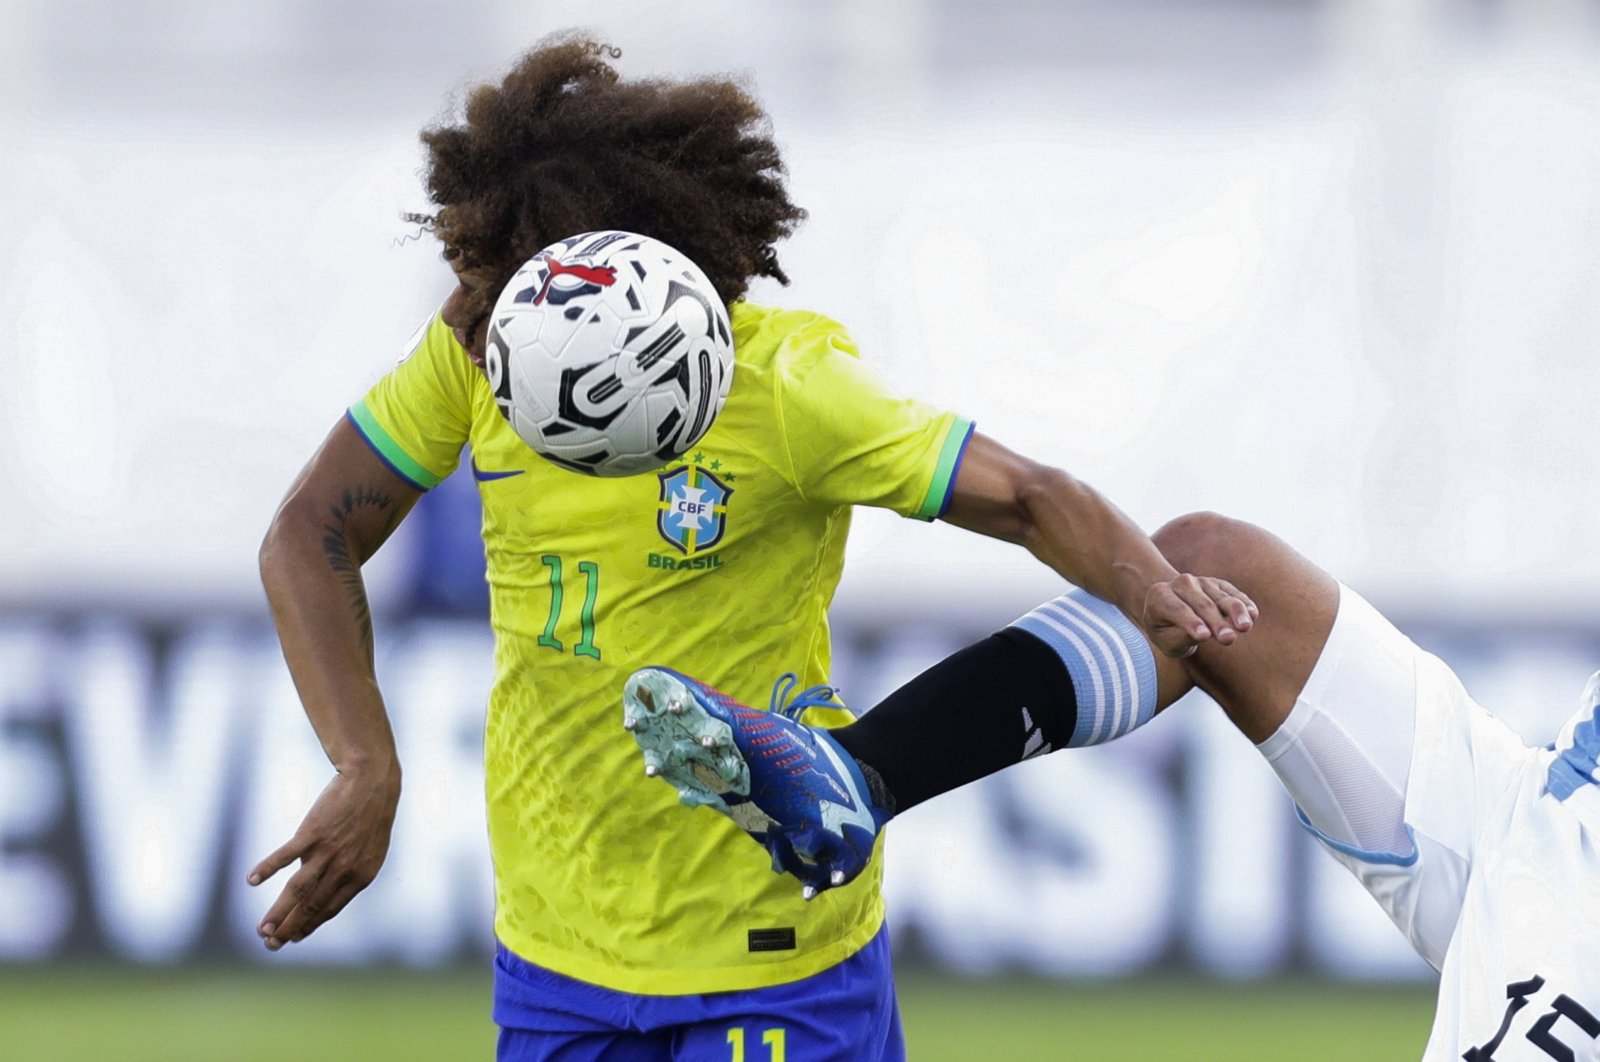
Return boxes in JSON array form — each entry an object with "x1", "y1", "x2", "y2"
[{"x1": 248, "y1": 35, "x2": 1255, "y2": 1061}]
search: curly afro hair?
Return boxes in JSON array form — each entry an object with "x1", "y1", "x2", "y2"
[{"x1": 418, "y1": 34, "x2": 807, "y2": 340}]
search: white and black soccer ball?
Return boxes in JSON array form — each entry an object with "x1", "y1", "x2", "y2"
[{"x1": 483, "y1": 230, "x2": 735, "y2": 477}]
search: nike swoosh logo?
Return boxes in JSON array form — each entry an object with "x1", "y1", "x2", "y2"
[{"x1": 471, "y1": 457, "x2": 525, "y2": 482}]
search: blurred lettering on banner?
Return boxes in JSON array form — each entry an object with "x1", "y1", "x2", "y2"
[{"x1": 0, "y1": 611, "x2": 1589, "y2": 977}]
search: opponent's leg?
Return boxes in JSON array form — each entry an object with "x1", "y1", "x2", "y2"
[
  {"x1": 832, "y1": 513, "x2": 1337, "y2": 816},
  {"x1": 622, "y1": 585, "x2": 1179, "y2": 892},
  {"x1": 626, "y1": 511, "x2": 1359, "y2": 894},
  {"x1": 833, "y1": 591, "x2": 1174, "y2": 814}
]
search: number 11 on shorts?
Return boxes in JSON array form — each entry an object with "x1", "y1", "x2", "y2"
[{"x1": 727, "y1": 1026, "x2": 786, "y2": 1062}]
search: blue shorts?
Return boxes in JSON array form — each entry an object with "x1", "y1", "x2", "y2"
[{"x1": 493, "y1": 926, "x2": 904, "y2": 1062}]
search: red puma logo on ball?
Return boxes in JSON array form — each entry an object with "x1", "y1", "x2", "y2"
[{"x1": 530, "y1": 256, "x2": 618, "y2": 305}]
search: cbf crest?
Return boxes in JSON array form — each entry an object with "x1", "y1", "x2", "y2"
[{"x1": 656, "y1": 463, "x2": 733, "y2": 555}]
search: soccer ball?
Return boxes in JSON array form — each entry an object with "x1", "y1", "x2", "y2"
[{"x1": 483, "y1": 230, "x2": 735, "y2": 477}]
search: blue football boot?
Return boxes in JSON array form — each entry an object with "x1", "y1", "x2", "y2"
[{"x1": 622, "y1": 667, "x2": 892, "y2": 898}]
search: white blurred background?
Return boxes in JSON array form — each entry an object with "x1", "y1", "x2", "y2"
[{"x1": 3, "y1": 0, "x2": 1599, "y2": 984}]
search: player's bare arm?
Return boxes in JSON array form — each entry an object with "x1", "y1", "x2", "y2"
[
  {"x1": 248, "y1": 417, "x2": 421, "y2": 951},
  {"x1": 941, "y1": 433, "x2": 1257, "y2": 658}
]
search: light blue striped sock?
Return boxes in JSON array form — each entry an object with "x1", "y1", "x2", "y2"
[{"x1": 1010, "y1": 589, "x2": 1159, "y2": 747}]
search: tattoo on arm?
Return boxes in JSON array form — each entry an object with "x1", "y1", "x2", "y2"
[{"x1": 321, "y1": 487, "x2": 399, "y2": 662}]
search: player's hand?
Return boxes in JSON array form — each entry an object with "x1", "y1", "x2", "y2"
[
  {"x1": 1142, "y1": 574, "x2": 1258, "y2": 658},
  {"x1": 247, "y1": 765, "x2": 401, "y2": 951}
]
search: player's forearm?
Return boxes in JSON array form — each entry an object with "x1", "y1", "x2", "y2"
[
  {"x1": 1014, "y1": 468, "x2": 1178, "y2": 622},
  {"x1": 259, "y1": 503, "x2": 401, "y2": 780},
  {"x1": 943, "y1": 437, "x2": 1178, "y2": 621}
]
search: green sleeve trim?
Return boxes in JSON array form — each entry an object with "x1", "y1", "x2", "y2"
[
  {"x1": 347, "y1": 399, "x2": 445, "y2": 490},
  {"x1": 913, "y1": 416, "x2": 975, "y2": 521}
]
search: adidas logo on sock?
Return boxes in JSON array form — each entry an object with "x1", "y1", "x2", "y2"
[{"x1": 1021, "y1": 707, "x2": 1052, "y2": 760}]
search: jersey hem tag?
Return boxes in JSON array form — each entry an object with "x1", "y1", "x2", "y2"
[{"x1": 747, "y1": 928, "x2": 797, "y2": 953}]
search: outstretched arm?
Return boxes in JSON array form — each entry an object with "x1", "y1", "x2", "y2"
[
  {"x1": 248, "y1": 416, "x2": 422, "y2": 950},
  {"x1": 941, "y1": 433, "x2": 1254, "y2": 657}
]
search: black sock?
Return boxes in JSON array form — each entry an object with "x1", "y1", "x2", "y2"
[{"x1": 831, "y1": 628, "x2": 1076, "y2": 815}]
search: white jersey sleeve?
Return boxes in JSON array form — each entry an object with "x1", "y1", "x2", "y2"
[{"x1": 1256, "y1": 586, "x2": 1531, "y2": 969}]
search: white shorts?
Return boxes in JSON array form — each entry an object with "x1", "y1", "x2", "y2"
[{"x1": 1255, "y1": 585, "x2": 1534, "y2": 970}]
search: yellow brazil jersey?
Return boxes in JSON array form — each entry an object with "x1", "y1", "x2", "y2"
[{"x1": 349, "y1": 301, "x2": 973, "y2": 995}]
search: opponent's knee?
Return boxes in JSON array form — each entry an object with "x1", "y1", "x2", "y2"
[{"x1": 1152, "y1": 511, "x2": 1259, "y2": 574}]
